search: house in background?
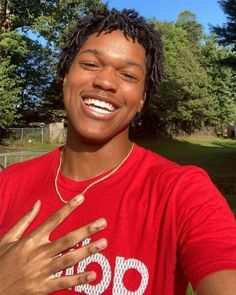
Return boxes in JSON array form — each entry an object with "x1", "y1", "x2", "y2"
[{"x1": 45, "y1": 122, "x2": 66, "y2": 143}]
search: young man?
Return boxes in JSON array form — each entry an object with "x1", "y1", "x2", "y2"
[{"x1": 0, "y1": 7, "x2": 236, "y2": 295}]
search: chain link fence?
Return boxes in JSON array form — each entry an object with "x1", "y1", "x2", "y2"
[
  {"x1": 7, "y1": 128, "x2": 45, "y2": 144},
  {"x1": 0, "y1": 124, "x2": 66, "y2": 170},
  {"x1": 0, "y1": 151, "x2": 46, "y2": 169},
  {"x1": 5, "y1": 124, "x2": 66, "y2": 145}
]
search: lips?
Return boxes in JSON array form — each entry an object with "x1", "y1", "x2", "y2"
[{"x1": 79, "y1": 90, "x2": 121, "y2": 119}]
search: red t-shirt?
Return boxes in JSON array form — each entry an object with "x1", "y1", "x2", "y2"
[{"x1": 1, "y1": 144, "x2": 236, "y2": 294}]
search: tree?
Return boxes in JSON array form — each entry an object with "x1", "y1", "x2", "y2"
[
  {"x1": 201, "y1": 35, "x2": 236, "y2": 134},
  {"x1": 0, "y1": 58, "x2": 21, "y2": 128},
  {"x1": 176, "y1": 10, "x2": 204, "y2": 52},
  {"x1": 0, "y1": 0, "x2": 105, "y2": 128},
  {"x1": 136, "y1": 12, "x2": 236, "y2": 137},
  {"x1": 0, "y1": 30, "x2": 29, "y2": 128},
  {"x1": 213, "y1": 0, "x2": 236, "y2": 67},
  {"x1": 149, "y1": 20, "x2": 215, "y2": 135},
  {"x1": 213, "y1": 0, "x2": 236, "y2": 49},
  {"x1": 30, "y1": 0, "x2": 105, "y2": 121}
]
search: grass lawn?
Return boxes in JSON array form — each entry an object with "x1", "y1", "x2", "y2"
[
  {"x1": 186, "y1": 285, "x2": 195, "y2": 295},
  {"x1": 0, "y1": 142, "x2": 61, "y2": 153}
]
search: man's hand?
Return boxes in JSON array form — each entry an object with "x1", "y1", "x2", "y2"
[{"x1": 0, "y1": 195, "x2": 107, "y2": 295}]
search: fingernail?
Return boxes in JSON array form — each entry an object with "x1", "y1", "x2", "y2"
[
  {"x1": 31, "y1": 200, "x2": 41, "y2": 215},
  {"x1": 32, "y1": 200, "x2": 40, "y2": 210},
  {"x1": 73, "y1": 194, "x2": 84, "y2": 204},
  {"x1": 93, "y1": 218, "x2": 107, "y2": 230},
  {"x1": 87, "y1": 271, "x2": 96, "y2": 281},
  {"x1": 29, "y1": 200, "x2": 41, "y2": 220},
  {"x1": 94, "y1": 238, "x2": 107, "y2": 250}
]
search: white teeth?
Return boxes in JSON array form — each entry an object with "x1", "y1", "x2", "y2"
[
  {"x1": 89, "y1": 106, "x2": 113, "y2": 114},
  {"x1": 83, "y1": 98, "x2": 116, "y2": 112}
]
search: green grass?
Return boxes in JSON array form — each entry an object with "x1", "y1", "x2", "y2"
[
  {"x1": 0, "y1": 142, "x2": 60, "y2": 153},
  {"x1": 186, "y1": 285, "x2": 195, "y2": 295},
  {"x1": 22, "y1": 143, "x2": 61, "y2": 151}
]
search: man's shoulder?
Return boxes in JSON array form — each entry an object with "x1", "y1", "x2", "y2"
[
  {"x1": 135, "y1": 144, "x2": 176, "y2": 166},
  {"x1": 136, "y1": 144, "x2": 208, "y2": 180},
  {"x1": 0, "y1": 148, "x2": 60, "y2": 181}
]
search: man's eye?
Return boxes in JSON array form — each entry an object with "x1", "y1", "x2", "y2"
[
  {"x1": 120, "y1": 72, "x2": 137, "y2": 81},
  {"x1": 80, "y1": 62, "x2": 99, "y2": 70}
]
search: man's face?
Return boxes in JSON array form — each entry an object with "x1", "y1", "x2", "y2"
[{"x1": 63, "y1": 30, "x2": 146, "y2": 144}]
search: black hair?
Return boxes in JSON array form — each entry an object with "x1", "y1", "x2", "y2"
[{"x1": 58, "y1": 7, "x2": 164, "y2": 105}]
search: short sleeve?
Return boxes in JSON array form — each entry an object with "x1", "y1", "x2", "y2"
[{"x1": 175, "y1": 167, "x2": 236, "y2": 289}]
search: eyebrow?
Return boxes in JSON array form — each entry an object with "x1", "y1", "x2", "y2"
[
  {"x1": 78, "y1": 48, "x2": 100, "y2": 56},
  {"x1": 78, "y1": 48, "x2": 145, "y2": 73}
]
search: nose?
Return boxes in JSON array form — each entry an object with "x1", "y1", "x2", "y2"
[{"x1": 92, "y1": 66, "x2": 118, "y2": 93}]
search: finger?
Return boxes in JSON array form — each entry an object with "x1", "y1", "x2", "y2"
[
  {"x1": 48, "y1": 271, "x2": 96, "y2": 292},
  {"x1": 32, "y1": 195, "x2": 84, "y2": 238},
  {"x1": 0, "y1": 200, "x2": 41, "y2": 243},
  {"x1": 48, "y1": 238, "x2": 107, "y2": 275},
  {"x1": 48, "y1": 218, "x2": 107, "y2": 256}
]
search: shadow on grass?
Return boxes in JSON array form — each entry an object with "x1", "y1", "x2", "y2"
[{"x1": 135, "y1": 137, "x2": 236, "y2": 213}]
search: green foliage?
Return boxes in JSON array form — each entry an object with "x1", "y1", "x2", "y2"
[
  {"x1": 176, "y1": 10, "x2": 204, "y2": 52},
  {"x1": 213, "y1": 0, "x2": 236, "y2": 67},
  {"x1": 0, "y1": 0, "x2": 105, "y2": 127},
  {"x1": 0, "y1": 31, "x2": 28, "y2": 57},
  {"x1": 1, "y1": 2, "x2": 235, "y2": 136},
  {"x1": 213, "y1": 0, "x2": 236, "y2": 50},
  {"x1": 201, "y1": 36, "x2": 236, "y2": 130},
  {"x1": 31, "y1": 0, "x2": 104, "y2": 49},
  {"x1": 0, "y1": 29, "x2": 29, "y2": 129},
  {"x1": 133, "y1": 12, "x2": 236, "y2": 137},
  {"x1": 150, "y1": 20, "x2": 215, "y2": 135},
  {"x1": 0, "y1": 58, "x2": 21, "y2": 128}
]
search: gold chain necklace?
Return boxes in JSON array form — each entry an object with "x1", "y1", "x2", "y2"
[{"x1": 54, "y1": 143, "x2": 135, "y2": 204}]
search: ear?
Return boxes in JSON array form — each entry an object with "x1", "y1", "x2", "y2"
[
  {"x1": 138, "y1": 92, "x2": 146, "y2": 112},
  {"x1": 63, "y1": 75, "x2": 67, "y2": 87}
]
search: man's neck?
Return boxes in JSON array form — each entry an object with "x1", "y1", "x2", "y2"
[{"x1": 61, "y1": 132, "x2": 133, "y2": 181}]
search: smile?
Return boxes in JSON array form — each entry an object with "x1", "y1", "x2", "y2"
[{"x1": 83, "y1": 98, "x2": 117, "y2": 114}]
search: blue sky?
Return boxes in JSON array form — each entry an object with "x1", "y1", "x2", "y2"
[{"x1": 103, "y1": 0, "x2": 226, "y2": 33}]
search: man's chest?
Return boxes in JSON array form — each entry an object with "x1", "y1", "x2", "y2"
[
  {"x1": 48, "y1": 191, "x2": 178, "y2": 294},
  {"x1": 2, "y1": 179, "x2": 179, "y2": 294}
]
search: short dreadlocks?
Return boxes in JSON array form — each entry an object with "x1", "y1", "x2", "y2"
[{"x1": 58, "y1": 7, "x2": 164, "y2": 105}]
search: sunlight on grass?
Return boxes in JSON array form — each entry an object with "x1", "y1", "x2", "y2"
[
  {"x1": 187, "y1": 284, "x2": 195, "y2": 295},
  {"x1": 177, "y1": 137, "x2": 236, "y2": 148}
]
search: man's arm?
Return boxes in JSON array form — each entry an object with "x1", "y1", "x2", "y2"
[{"x1": 195, "y1": 270, "x2": 236, "y2": 295}]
